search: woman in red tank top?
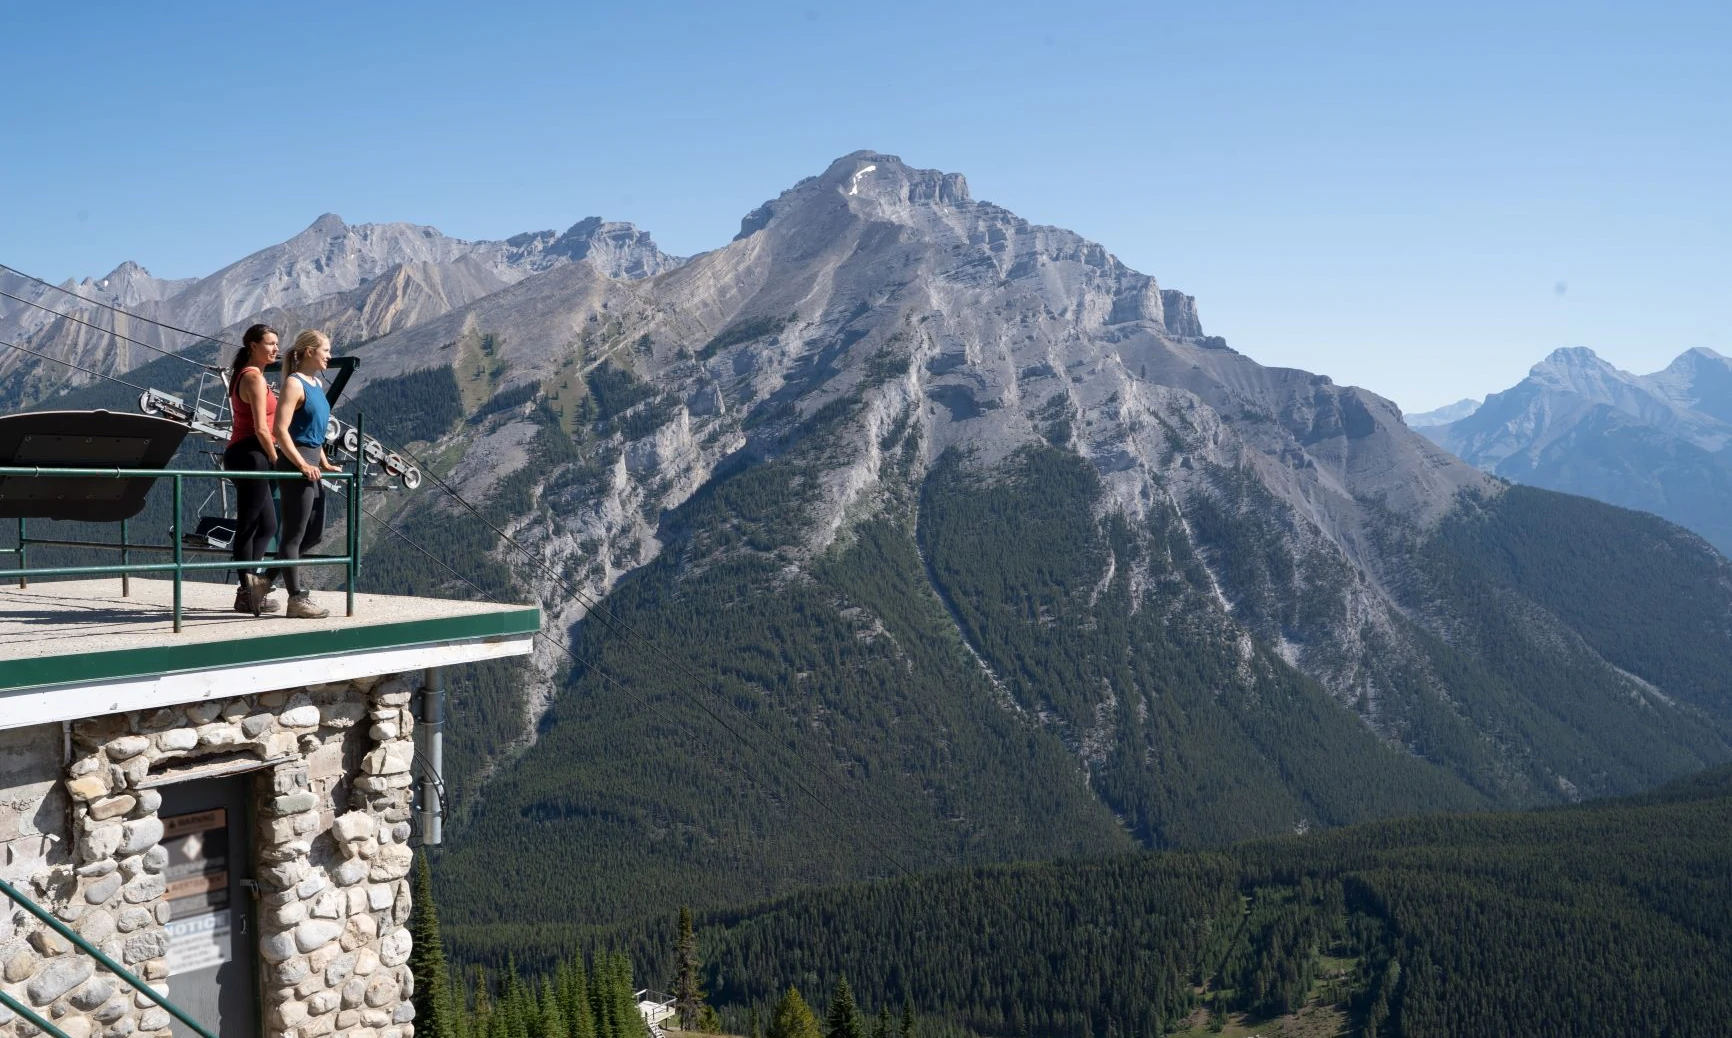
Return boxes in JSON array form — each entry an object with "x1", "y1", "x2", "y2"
[{"x1": 223, "y1": 324, "x2": 282, "y2": 614}]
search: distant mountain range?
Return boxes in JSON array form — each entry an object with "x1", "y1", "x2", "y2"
[
  {"x1": 1404, "y1": 397, "x2": 1480, "y2": 428},
  {"x1": 17, "y1": 152, "x2": 1732, "y2": 929},
  {"x1": 1417, "y1": 346, "x2": 1732, "y2": 554}
]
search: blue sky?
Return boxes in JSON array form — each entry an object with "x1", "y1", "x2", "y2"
[{"x1": 4, "y1": 0, "x2": 1726, "y2": 411}]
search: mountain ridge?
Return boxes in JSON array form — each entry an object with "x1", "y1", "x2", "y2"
[{"x1": 0, "y1": 212, "x2": 682, "y2": 406}]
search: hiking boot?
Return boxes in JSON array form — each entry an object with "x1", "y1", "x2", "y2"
[
  {"x1": 239, "y1": 574, "x2": 279, "y2": 616},
  {"x1": 234, "y1": 587, "x2": 283, "y2": 614},
  {"x1": 286, "y1": 592, "x2": 330, "y2": 620}
]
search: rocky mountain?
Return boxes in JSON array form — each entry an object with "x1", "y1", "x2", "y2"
[
  {"x1": 0, "y1": 214, "x2": 681, "y2": 407},
  {"x1": 1422, "y1": 346, "x2": 1732, "y2": 553},
  {"x1": 1404, "y1": 397, "x2": 1480, "y2": 428},
  {"x1": 319, "y1": 153, "x2": 1732, "y2": 925},
  {"x1": 21, "y1": 152, "x2": 1732, "y2": 929}
]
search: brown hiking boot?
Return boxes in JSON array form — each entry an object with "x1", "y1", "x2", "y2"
[
  {"x1": 239, "y1": 574, "x2": 279, "y2": 616},
  {"x1": 234, "y1": 586, "x2": 283, "y2": 614},
  {"x1": 286, "y1": 592, "x2": 330, "y2": 620}
]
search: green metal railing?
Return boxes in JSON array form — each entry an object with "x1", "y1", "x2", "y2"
[
  {"x1": 0, "y1": 876, "x2": 219, "y2": 1038},
  {"x1": 1, "y1": 417, "x2": 366, "y2": 631}
]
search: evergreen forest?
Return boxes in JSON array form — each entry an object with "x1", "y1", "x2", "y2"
[{"x1": 428, "y1": 765, "x2": 1732, "y2": 1038}]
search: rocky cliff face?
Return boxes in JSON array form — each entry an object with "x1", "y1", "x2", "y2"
[{"x1": 1425, "y1": 346, "x2": 1732, "y2": 553}]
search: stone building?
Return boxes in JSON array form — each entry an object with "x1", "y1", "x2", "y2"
[{"x1": 0, "y1": 578, "x2": 538, "y2": 1038}]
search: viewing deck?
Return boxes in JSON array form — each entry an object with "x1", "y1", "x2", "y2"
[{"x1": 0, "y1": 577, "x2": 540, "y2": 729}]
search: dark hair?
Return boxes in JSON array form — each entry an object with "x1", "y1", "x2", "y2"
[{"x1": 230, "y1": 323, "x2": 279, "y2": 381}]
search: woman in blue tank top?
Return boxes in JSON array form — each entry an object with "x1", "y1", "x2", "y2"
[{"x1": 271, "y1": 330, "x2": 342, "y2": 619}]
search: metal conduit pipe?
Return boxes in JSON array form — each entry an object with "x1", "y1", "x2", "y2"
[{"x1": 420, "y1": 666, "x2": 445, "y2": 846}]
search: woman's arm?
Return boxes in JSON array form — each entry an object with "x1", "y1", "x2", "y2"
[
  {"x1": 274, "y1": 377, "x2": 319, "y2": 479},
  {"x1": 318, "y1": 447, "x2": 341, "y2": 473},
  {"x1": 239, "y1": 369, "x2": 278, "y2": 463}
]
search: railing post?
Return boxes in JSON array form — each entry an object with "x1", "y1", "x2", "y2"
[
  {"x1": 172, "y1": 474, "x2": 183, "y2": 633},
  {"x1": 348, "y1": 412, "x2": 362, "y2": 617},
  {"x1": 121, "y1": 517, "x2": 131, "y2": 597},
  {"x1": 17, "y1": 517, "x2": 26, "y2": 588}
]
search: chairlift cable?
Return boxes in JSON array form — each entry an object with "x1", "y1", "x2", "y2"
[
  {"x1": 0, "y1": 336, "x2": 150, "y2": 392},
  {"x1": 0, "y1": 263, "x2": 246, "y2": 353},
  {"x1": 0, "y1": 286, "x2": 222, "y2": 374}
]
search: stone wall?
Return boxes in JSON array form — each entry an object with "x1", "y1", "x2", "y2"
[{"x1": 0, "y1": 674, "x2": 422, "y2": 1038}]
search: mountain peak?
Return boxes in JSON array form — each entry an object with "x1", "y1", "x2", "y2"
[
  {"x1": 1660, "y1": 346, "x2": 1729, "y2": 373},
  {"x1": 306, "y1": 213, "x2": 348, "y2": 236},
  {"x1": 91, "y1": 260, "x2": 152, "y2": 285},
  {"x1": 1534, "y1": 345, "x2": 1610, "y2": 371},
  {"x1": 550, "y1": 217, "x2": 681, "y2": 279},
  {"x1": 1527, "y1": 346, "x2": 1635, "y2": 394},
  {"x1": 735, "y1": 151, "x2": 971, "y2": 240}
]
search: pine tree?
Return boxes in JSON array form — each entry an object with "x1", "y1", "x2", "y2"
[
  {"x1": 825, "y1": 980, "x2": 865, "y2": 1038},
  {"x1": 674, "y1": 907, "x2": 706, "y2": 1029},
  {"x1": 599, "y1": 952, "x2": 641, "y2": 1038},
  {"x1": 898, "y1": 999, "x2": 914, "y2": 1038},
  {"x1": 502, "y1": 957, "x2": 533, "y2": 1038},
  {"x1": 559, "y1": 958, "x2": 596, "y2": 1038},
  {"x1": 591, "y1": 956, "x2": 618, "y2": 1038},
  {"x1": 474, "y1": 964, "x2": 494, "y2": 1037},
  {"x1": 540, "y1": 976, "x2": 572, "y2": 1038},
  {"x1": 408, "y1": 854, "x2": 463, "y2": 1038},
  {"x1": 871, "y1": 1007, "x2": 891, "y2": 1038},
  {"x1": 768, "y1": 987, "x2": 822, "y2": 1038}
]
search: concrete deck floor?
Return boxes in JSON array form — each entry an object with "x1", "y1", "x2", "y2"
[{"x1": 0, "y1": 578, "x2": 533, "y2": 662}]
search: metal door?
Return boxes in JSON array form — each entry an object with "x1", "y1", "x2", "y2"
[{"x1": 158, "y1": 776, "x2": 259, "y2": 1038}]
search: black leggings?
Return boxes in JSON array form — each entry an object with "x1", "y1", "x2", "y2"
[
  {"x1": 275, "y1": 454, "x2": 324, "y2": 596},
  {"x1": 223, "y1": 438, "x2": 277, "y2": 584}
]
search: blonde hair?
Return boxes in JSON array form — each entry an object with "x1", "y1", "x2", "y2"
[{"x1": 285, "y1": 330, "x2": 330, "y2": 374}]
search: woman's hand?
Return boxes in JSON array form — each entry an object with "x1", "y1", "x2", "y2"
[{"x1": 300, "y1": 461, "x2": 321, "y2": 481}]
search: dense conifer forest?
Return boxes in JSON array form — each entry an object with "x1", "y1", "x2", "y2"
[{"x1": 431, "y1": 765, "x2": 1732, "y2": 1038}]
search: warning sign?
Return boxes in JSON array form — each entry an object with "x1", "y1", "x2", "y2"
[{"x1": 161, "y1": 808, "x2": 233, "y2": 976}]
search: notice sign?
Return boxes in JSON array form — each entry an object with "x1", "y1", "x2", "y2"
[{"x1": 162, "y1": 808, "x2": 233, "y2": 976}]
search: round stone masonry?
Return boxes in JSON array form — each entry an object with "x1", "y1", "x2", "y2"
[{"x1": 0, "y1": 673, "x2": 427, "y2": 1038}]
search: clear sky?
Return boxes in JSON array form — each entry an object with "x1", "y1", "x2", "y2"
[{"x1": 4, "y1": 0, "x2": 1726, "y2": 412}]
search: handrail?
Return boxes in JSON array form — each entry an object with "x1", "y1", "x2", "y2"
[
  {"x1": 3, "y1": 413, "x2": 368, "y2": 630},
  {"x1": 0, "y1": 987, "x2": 76, "y2": 1038},
  {"x1": 0, "y1": 876, "x2": 219, "y2": 1038}
]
